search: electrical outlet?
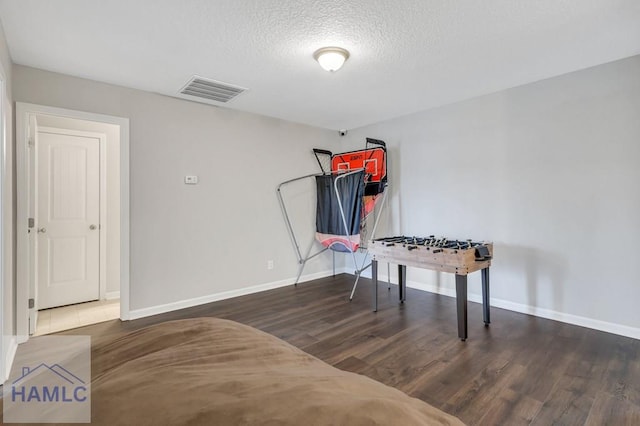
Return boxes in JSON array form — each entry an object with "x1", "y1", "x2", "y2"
[
  {"x1": 184, "y1": 175, "x2": 198, "y2": 184},
  {"x1": 267, "y1": 260, "x2": 274, "y2": 270}
]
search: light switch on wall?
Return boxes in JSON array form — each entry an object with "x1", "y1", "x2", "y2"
[{"x1": 184, "y1": 175, "x2": 198, "y2": 184}]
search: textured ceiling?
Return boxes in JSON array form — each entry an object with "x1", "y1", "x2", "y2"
[{"x1": 0, "y1": 0, "x2": 639, "y2": 130}]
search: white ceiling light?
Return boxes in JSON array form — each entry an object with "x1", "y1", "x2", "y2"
[{"x1": 313, "y1": 47, "x2": 350, "y2": 72}]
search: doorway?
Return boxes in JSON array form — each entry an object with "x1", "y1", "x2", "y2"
[
  {"x1": 16, "y1": 103, "x2": 130, "y2": 342},
  {"x1": 35, "y1": 126, "x2": 103, "y2": 310}
]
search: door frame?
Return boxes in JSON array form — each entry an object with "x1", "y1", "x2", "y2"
[
  {"x1": 16, "y1": 102, "x2": 130, "y2": 343},
  {"x1": 35, "y1": 126, "x2": 107, "y2": 312},
  {"x1": 0, "y1": 61, "x2": 6, "y2": 381}
]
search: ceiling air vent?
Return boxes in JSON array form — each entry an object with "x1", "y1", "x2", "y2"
[{"x1": 179, "y1": 76, "x2": 246, "y2": 104}]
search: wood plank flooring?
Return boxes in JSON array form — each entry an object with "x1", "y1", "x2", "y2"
[{"x1": 50, "y1": 274, "x2": 640, "y2": 425}]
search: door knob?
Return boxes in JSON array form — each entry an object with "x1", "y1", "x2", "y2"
[
  {"x1": 89, "y1": 224, "x2": 97, "y2": 230},
  {"x1": 37, "y1": 227, "x2": 46, "y2": 233}
]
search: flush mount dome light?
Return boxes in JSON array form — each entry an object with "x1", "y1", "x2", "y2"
[{"x1": 313, "y1": 47, "x2": 350, "y2": 72}]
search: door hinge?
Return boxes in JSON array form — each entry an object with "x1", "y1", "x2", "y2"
[
  {"x1": 28, "y1": 298, "x2": 35, "y2": 309},
  {"x1": 28, "y1": 138, "x2": 34, "y2": 147}
]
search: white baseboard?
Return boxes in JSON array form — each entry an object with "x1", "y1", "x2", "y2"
[
  {"x1": 4, "y1": 336, "x2": 18, "y2": 381},
  {"x1": 487, "y1": 297, "x2": 640, "y2": 340},
  {"x1": 105, "y1": 291, "x2": 120, "y2": 300},
  {"x1": 128, "y1": 268, "x2": 639, "y2": 341},
  {"x1": 398, "y1": 278, "x2": 640, "y2": 340},
  {"x1": 128, "y1": 269, "x2": 344, "y2": 321}
]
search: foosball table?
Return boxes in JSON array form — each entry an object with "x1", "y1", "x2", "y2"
[{"x1": 368, "y1": 236, "x2": 494, "y2": 341}]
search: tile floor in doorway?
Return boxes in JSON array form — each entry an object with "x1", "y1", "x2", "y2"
[{"x1": 34, "y1": 299, "x2": 120, "y2": 336}]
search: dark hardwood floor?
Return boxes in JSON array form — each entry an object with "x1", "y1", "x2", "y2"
[{"x1": 55, "y1": 274, "x2": 639, "y2": 425}]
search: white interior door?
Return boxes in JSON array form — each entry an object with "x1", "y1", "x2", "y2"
[{"x1": 37, "y1": 129, "x2": 100, "y2": 309}]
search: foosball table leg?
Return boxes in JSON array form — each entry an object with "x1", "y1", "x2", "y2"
[
  {"x1": 482, "y1": 267, "x2": 490, "y2": 326},
  {"x1": 372, "y1": 259, "x2": 378, "y2": 312},
  {"x1": 398, "y1": 265, "x2": 406, "y2": 303},
  {"x1": 455, "y1": 274, "x2": 468, "y2": 341}
]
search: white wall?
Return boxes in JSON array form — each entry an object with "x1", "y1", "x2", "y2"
[
  {"x1": 0, "y1": 17, "x2": 14, "y2": 380},
  {"x1": 12, "y1": 65, "x2": 339, "y2": 312},
  {"x1": 343, "y1": 55, "x2": 640, "y2": 336}
]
